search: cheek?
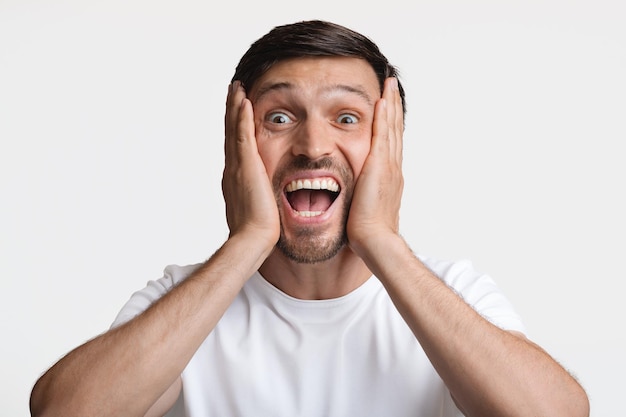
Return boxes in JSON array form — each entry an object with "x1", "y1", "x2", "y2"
[
  {"x1": 255, "y1": 132, "x2": 283, "y2": 179},
  {"x1": 254, "y1": 123, "x2": 272, "y2": 160},
  {"x1": 349, "y1": 147, "x2": 371, "y2": 180},
  {"x1": 340, "y1": 133, "x2": 372, "y2": 180}
]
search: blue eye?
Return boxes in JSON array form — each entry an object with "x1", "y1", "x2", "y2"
[
  {"x1": 337, "y1": 114, "x2": 358, "y2": 124},
  {"x1": 268, "y1": 112, "x2": 292, "y2": 124}
]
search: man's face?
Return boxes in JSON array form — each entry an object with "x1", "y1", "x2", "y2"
[{"x1": 248, "y1": 57, "x2": 380, "y2": 263}]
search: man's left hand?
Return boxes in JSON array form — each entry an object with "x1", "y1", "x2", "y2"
[{"x1": 347, "y1": 77, "x2": 404, "y2": 257}]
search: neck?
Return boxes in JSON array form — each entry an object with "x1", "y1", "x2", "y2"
[{"x1": 258, "y1": 246, "x2": 372, "y2": 300}]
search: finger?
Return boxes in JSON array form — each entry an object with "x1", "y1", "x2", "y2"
[
  {"x1": 381, "y1": 78, "x2": 396, "y2": 159},
  {"x1": 224, "y1": 81, "x2": 247, "y2": 161},
  {"x1": 236, "y1": 97, "x2": 259, "y2": 160},
  {"x1": 224, "y1": 82, "x2": 238, "y2": 159},
  {"x1": 382, "y1": 77, "x2": 403, "y2": 163},
  {"x1": 391, "y1": 78, "x2": 404, "y2": 164},
  {"x1": 371, "y1": 96, "x2": 389, "y2": 158}
]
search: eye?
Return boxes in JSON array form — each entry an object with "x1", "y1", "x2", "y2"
[
  {"x1": 337, "y1": 113, "x2": 358, "y2": 124},
  {"x1": 267, "y1": 112, "x2": 292, "y2": 124}
]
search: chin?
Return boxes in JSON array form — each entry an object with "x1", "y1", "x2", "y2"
[{"x1": 276, "y1": 230, "x2": 347, "y2": 264}]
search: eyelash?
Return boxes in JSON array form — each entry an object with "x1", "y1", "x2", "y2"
[
  {"x1": 267, "y1": 112, "x2": 292, "y2": 124},
  {"x1": 337, "y1": 114, "x2": 358, "y2": 124},
  {"x1": 265, "y1": 111, "x2": 360, "y2": 125}
]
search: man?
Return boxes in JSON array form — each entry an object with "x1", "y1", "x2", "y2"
[{"x1": 30, "y1": 20, "x2": 589, "y2": 417}]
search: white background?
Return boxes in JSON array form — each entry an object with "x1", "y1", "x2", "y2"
[{"x1": 1, "y1": 1, "x2": 624, "y2": 415}]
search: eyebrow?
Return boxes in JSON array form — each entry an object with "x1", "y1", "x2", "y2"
[{"x1": 253, "y1": 81, "x2": 375, "y2": 105}]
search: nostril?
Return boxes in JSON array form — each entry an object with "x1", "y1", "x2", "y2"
[{"x1": 291, "y1": 127, "x2": 334, "y2": 159}]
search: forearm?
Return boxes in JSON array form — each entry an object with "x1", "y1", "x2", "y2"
[
  {"x1": 30, "y1": 233, "x2": 271, "y2": 417},
  {"x1": 357, "y1": 233, "x2": 589, "y2": 417}
]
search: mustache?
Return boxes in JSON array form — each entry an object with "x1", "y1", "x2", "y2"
[
  {"x1": 272, "y1": 156, "x2": 353, "y2": 191},
  {"x1": 287, "y1": 155, "x2": 337, "y2": 171}
]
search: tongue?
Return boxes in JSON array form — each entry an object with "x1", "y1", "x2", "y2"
[{"x1": 288, "y1": 190, "x2": 333, "y2": 212}]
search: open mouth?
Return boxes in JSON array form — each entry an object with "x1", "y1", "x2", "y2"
[{"x1": 285, "y1": 178, "x2": 340, "y2": 217}]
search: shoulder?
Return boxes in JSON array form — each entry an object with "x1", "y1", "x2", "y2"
[
  {"x1": 110, "y1": 262, "x2": 204, "y2": 328},
  {"x1": 417, "y1": 254, "x2": 526, "y2": 334},
  {"x1": 417, "y1": 255, "x2": 488, "y2": 289}
]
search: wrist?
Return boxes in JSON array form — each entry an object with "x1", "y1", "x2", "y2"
[
  {"x1": 350, "y1": 230, "x2": 405, "y2": 269},
  {"x1": 223, "y1": 229, "x2": 277, "y2": 274},
  {"x1": 355, "y1": 233, "x2": 420, "y2": 288}
]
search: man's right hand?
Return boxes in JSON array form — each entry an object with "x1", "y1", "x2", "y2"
[{"x1": 222, "y1": 81, "x2": 280, "y2": 252}]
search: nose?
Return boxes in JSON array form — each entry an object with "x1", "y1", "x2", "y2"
[{"x1": 291, "y1": 117, "x2": 335, "y2": 160}]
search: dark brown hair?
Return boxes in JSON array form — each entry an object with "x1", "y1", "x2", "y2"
[{"x1": 232, "y1": 20, "x2": 406, "y2": 116}]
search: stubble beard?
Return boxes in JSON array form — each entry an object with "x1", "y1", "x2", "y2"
[
  {"x1": 276, "y1": 198, "x2": 350, "y2": 264},
  {"x1": 273, "y1": 156, "x2": 354, "y2": 264}
]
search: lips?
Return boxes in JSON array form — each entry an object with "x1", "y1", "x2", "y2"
[{"x1": 284, "y1": 177, "x2": 340, "y2": 217}]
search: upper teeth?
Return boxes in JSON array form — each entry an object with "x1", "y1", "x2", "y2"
[{"x1": 285, "y1": 178, "x2": 339, "y2": 193}]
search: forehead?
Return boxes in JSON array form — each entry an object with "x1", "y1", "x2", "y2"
[{"x1": 248, "y1": 57, "x2": 380, "y2": 104}]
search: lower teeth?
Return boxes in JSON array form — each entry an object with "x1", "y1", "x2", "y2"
[{"x1": 297, "y1": 210, "x2": 323, "y2": 217}]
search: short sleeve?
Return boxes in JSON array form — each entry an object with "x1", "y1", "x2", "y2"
[
  {"x1": 110, "y1": 263, "x2": 203, "y2": 329},
  {"x1": 419, "y1": 256, "x2": 526, "y2": 335}
]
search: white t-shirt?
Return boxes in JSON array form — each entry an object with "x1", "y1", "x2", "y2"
[{"x1": 112, "y1": 256, "x2": 525, "y2": 417}]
